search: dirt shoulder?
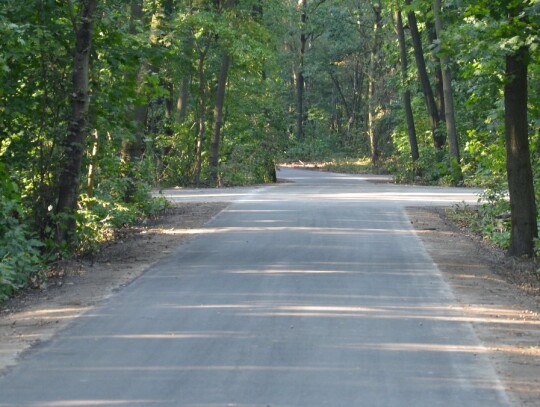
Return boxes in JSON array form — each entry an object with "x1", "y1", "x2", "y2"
[
  {"x1": 0, "y1": 202, "x2": 228, "y2": 374},
  {"x1": 407, "y1": 207, "x2": 540, "y2": 407}
]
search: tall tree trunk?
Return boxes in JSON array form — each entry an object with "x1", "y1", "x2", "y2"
[
  {"x1": 209, "y1": 0, "x2": 234, "y2": 186},
  {"x1": 175, "y1": 12, "x2": 195, "y2": 123},
  {"x1": 176, "y1": 76, "x2": 190, "y2": 122},
  {"x1": 193, "y1": 42, "x2": 211, "y2": 185},
  {"x1": 433, "y1": 0, "x2": 461, "y2": 181},
  {"x1": 55, "y1": 0, "x2": 98, "y2": 245},
  {"x1": 368, "y1": 1, "x2": 382, "y2": 166},
  {"x1": 505, "y1": 45, "x2": 537, "y2": 257},
  {"x1": 121, "y1": 0, "x2": 153, "y2": 202},
  {"x1": 86, "y1": 129, "x2": 99, "y2": 197},
  {"x1": 209, "y1": 52, "x2": 231, "y2": 186},
  {"x1": 405, "y1": 0, "x2": 444, "y2": 150},
  {"x1": 394, "y1": 7, "x2": 419, "y2": 164},
  {"x1": 296, "y1": 0, "x2": 307, "y2": 140},
  {"x1": 427, "y1": 21, "x2": 445, "y2": 120}
]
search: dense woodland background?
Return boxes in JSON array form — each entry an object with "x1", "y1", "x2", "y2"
[{"x1": 0, "y1": 0, "x2": 538, "y2": 300}]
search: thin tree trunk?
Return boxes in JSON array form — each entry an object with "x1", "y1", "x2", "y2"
[
  {"x1": 120, "y1": 0, "x2": 152, "y2": 202},
  {"x1": 405, "y1": 0, "x2": 444, "y2": 150},
  {"x1": 176, "y1": 76, "x2": 190, "y2": 122},
  {"x1": 209, "y1": 0, "x2": 234, "y2": 186},
  {"x1": 427, "y1": 21, "x2": 445, "y2": 120},
  {"x1": 505, "y1": 45, "x2": 538, "y2": 257},
  {"x1": 296, "y1": 0, "x2": 307, "y2": 140},
  {"x1": 394, "y1": 7, "x2": 419, "y2": 164},
  {"x1": 368, "y1": 1, "x2": 382, "y2": 166},
  {"x1": 209, "y1": 52, "x2": 231, "y2": 186},
  {"x1": 193, "y1": 41, "x2": 211, "y2": 185},
  {"x1": 87, "y1": 129, "x2": 99, "y2": 197},
  {"x1": 55, "y1": 0, "x2": 98, "y2": 245},
  {"x1": 175, "y1": 11, "x2": 194, "y2": 123},
  {"x1": 433, "y1": 0, "x2": 461, "y2": 181}
]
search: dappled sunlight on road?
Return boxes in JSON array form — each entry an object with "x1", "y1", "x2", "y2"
[{"x1": 28, "y1": 401, "x2": 171, "y2": 406}]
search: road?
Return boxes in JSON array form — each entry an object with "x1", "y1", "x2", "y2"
[{"x1": 0, "y1": 168, "x2": 511, "y2": 406}]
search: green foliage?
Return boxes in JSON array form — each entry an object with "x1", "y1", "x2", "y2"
[
  {"x1": 0, "y1": 163, "x2": 43, "y2": 302},
  {"x1": 75, "y1": 184, "x2": 168, "y2": 257},
  {"x1": 220, "y1": 144, "x2": 276, "y2": 186},
  {"x1": 447, "y1": 189, "x2": 512, "y2": 251}
]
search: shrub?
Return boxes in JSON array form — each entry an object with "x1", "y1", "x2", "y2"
[{"x1": 0, "y1": 165, "x2": 43, "y2": 301}]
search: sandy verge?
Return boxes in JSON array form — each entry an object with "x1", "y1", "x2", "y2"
[
  {"x1": 0, "y1": 202, "x2": 227, "y2": 374},
  {"x1": 407, "y1": 207, "x2": 540, "y2": 406}
]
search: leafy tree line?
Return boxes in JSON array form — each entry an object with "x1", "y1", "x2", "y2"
[
  {"x1": 0, "y1": 0, "x2": 538, "y2": 300},
  {"x1": 282, "y1": 0, "x2": 538, "y2": 258},
  {"x1": 0, "y1": 0, "x2": 286, "y2": 300}
]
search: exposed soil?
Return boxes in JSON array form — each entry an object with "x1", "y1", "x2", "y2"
[
  {"x1": 407, "y1": 207, "x2": 540, "y2": 406},
  {"x1": 0, "y1": 200, "x2": 539, "y2": 406}
]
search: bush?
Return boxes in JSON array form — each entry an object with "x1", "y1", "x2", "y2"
[
  {"x1": 0, "y1": 166, "x2": 43, "y2": 301},
  {"x1": 220, "y1": 144, "x2": 277, "y2": 186},
  {"x1": 74, "y1": 179, "x2": 168, "y2": 256}
]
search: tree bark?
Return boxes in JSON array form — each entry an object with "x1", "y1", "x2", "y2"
[
  {"x1": 86, "y1": 129, "x2": 99, "y2": 197},
  {"x1": 120, "y1": 0, "x2": 155, "y2": 202},
  {"x1": 405, "y1": 0, "x2": 444, "y2": 150},
  {"x1": 505, "y1": 45, "x2": 538, "y2": 257},
  {"x1": 433, "y1": 0, "x2": 461, "y2": 181},
  {"x1": 395, "y1": 7, "x2": 419, "y2": 164},
  {"x1": 209, "y1": 52, "x2": 231, "y2": 186},
  {"x1": 193, "y1": 41, "x2": 211, "y2": 186},
  {"x1": 209, "y1": 0, "x2": 234, "y2": 186},
  {"x1": 296, "y1": 0, "x2": 307, "y2": 140},
  {"x1": 55, "y1": 0, "x2": 98, "y2": 245},
  {"x1": 427, "y1": 21, "x2": 445, "y2": 120},
  {"x1": 368, "y1": 1, "x2": 382, "y2": 166},
  {"x1": 176, "y1": 76, "x2": 190, "y2": 122}
]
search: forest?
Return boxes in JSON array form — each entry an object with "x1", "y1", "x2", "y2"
[{"x1": 0, "y1": 0, "x2": 538, "y2": 301}]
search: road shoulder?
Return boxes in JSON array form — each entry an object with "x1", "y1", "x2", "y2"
[{"x1": 407, "y1": 207, "x2": 540, "y2": 406}]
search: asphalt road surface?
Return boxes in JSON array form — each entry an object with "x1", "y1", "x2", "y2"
[{"x1": 0, "y1": 168, "x2": 511, "y2": 407}]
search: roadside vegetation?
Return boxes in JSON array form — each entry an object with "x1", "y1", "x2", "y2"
[{"x1": 0, "y1": 0, "x2": 538, "y2": 301}]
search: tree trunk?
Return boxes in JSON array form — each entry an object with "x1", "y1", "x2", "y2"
[
  {"x1": 395, "y1": 7, "x2": 419, "y2": 164},
  {"x1": 55, "y1": 0, "x2": 98, "y2": 246},
  {"x1": 505, "y1": 46, "x2": 538, "y2": 257},
  {"x1": 209, "y1": 52, "x2": 231, "y2": 186},
  {"x1": 193, "y1": 42, "x2": 211, "y2": 185},
  {"x1": 175, "y1": 16, "x2": 194, "y2": 123},
  {"x1": 209, "y1": 0, "x2": 234, "y2": 186},
  {"x1": 86, "y1": 129, "x2": 99, "y2": 197},
  {"x1": 120, "y1": 0, "x2": 153, "y2": 202},
  {"x1": 368, "y1": 1, "x2": 382, "y2": 166},
  {"x1": 405, "y1": 0, "x2": 444, "y2": 150},
  {"x1": 296, "y1": 0, "x2": 307, "y2": 140},
  {"x1": 427, "y1": 21, "x2": 445, "y2": 120},
  {"x1": 176, "y1": 76, "x2": 190, "y2": 122},
  {"x1": 433, "y1": 0, "x2": 461, "y2": 181}
]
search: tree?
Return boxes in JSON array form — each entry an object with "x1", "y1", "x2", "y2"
[
  {"x1": 367, "y1": 0, "x2": 382, "y2": 165},
  {"x1": 55, "y1": 0, "x2": 98, "y2": 246},
  {"x1": 505, "y1": 45, "x2": 537, "y2": 257},
  {"x1": 296, "y1": 0, "x2": 308, "y2": 140},
  {"x1": 432, "y1": 0, "x2": 461, "y2": 181},
  {"x1": 404, "y1": 0, "x2": 444, "y2": 150},
  {"x1": 394, "y1": 4, "x2": 419, "y2": 165},
  {"x1": 209, "y1": 0, "x2": 234, "y2": 186}
]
